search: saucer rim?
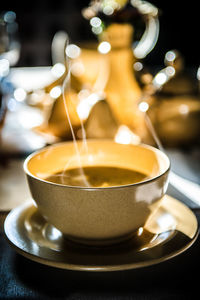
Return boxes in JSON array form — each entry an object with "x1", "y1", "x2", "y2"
[{"x1": 4, "y1": 196, "x2": 199, "y2": 272}]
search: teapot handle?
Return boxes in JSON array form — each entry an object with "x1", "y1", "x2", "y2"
[{"x1": 132, "y1": 0, "x2": 159, "y2": 59}]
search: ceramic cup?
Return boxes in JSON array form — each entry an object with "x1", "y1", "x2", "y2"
[{"x1": 24, "y1": 140, "x2": 170, "y2": 245}]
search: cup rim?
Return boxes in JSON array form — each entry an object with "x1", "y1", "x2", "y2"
[{"x1": 24, "y1": 139, "x2": 170, "y2": 190}]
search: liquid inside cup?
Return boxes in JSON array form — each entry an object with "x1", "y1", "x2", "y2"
[{"x1": 45, "y1": 166, "x2": 150, "y2": 188}]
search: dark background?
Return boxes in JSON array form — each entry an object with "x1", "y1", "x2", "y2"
[{"x1": 1, "y1": 0, "x2": 199, "y2": 70}]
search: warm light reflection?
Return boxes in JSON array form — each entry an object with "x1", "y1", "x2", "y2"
[
  {"x1": 92, "y1": 26, "x2": 103, "y2": 35},
  {"x1": 137, "y1": 227, "x2": 143, "y2": 236},
  {"x1": 18, "y1": 109, "x2": 43, "y2": 129},
  {"x1": 101, "y1": 0, "x2": 125, "y2": 14},
  {"x1": 165, "y1": 50, "x2": 176, "y2": 62},
  {"x1": 153, "y1": 66, "x2": 175, "y2": 88},
  {"x1": 65, "y1": 44, "x2": 81, "y2": 59},
  {"x1": 98, "y1": 42, "x2": 111, "y2": 54},
  {"x1": 28, "y1": 90, "x2": 46, "y2": 105},
  {"x1": 71, "y1": 61, "x2": 85, "y2": 77},
  {"x1": 51, "y1": 63, "x2": 65, "y2": 78},
  {"x1": 156, "y1": 212, "x2": 176, "y2": 231},
  {"x1": 77, "y1": 92, "x2": 101, "y2": 120},
  {"x1": 49, "y1": 86, "x2": 62, "y2": 99},
  {"x1": 179, "y1": 104, "x2": 189, "y2": 115},
  {"x1": 165, "y1": 66, "x2": 175, "y2": 77},
  {"x1": 133, "y1": 61, "x2": 143, "y2": 71},
  {"x1": 90, "y1": 17, "x2": 102, "y2": 27},
  {"x1": 14, "y1": 87, "x2": 27, "y2": 102},
  {"x1": 103, "y1": 5, "x2": 114, "y2": 15},
  {"x1": 48, "y1": 227, "x2": 62, "y2": 242},
  {"x1": 114, "y1": 125, "x2": 141, "y2": 145},
  {"x1": 138, "y1": 101, "x2": 149, "y2": 113},
  {"x1": 153, "y1": 72, "x2": 167, "y2": 86},
  {"x1": 78, "y1": 89, "x2": 90, "y2": 100}
]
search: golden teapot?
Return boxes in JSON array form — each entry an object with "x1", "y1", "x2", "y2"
[{"x1": 35, "y1": 0, "x2": 160, "y2": 142}]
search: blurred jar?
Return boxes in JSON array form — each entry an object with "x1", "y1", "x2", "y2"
[{"x1": 147, "y1": 50, "x2": 200, "y2": 147}]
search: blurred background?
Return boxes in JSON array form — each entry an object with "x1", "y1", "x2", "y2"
[
  {"x1": 0, "y1": 0, "x2": 199, "y2": 68},
  {"x1": 0, "y1": 0, "x2": 199, "y2": 221},
  {"x1": 0, "y1": 0, "x2": 199, "y2": 150},
  {"x1": 1, "y1": 4, "x2": 200, "y2": 289}
]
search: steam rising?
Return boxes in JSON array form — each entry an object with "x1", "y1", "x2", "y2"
[{"x1": 61, "y1": 60, "x2": 90, "y2": 187}]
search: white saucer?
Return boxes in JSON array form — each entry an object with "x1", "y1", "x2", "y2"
[{"x1": 4, "y1": 195, "x2": 199, "y2": 272}]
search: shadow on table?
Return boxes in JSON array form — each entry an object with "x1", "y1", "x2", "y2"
[{"x1": 12, "y1": 235, "x2": 199, "y2": 300}]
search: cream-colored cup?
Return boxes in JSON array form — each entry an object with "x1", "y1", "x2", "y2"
[{"x1": 24, "y1": 140, "x2": 170, "y2": 245}]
